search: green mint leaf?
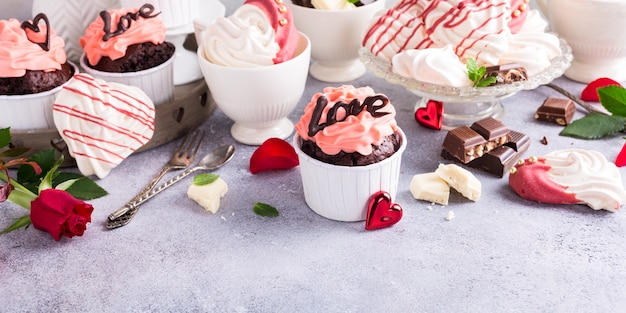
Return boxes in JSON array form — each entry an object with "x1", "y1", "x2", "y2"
[
  {"x1": 253, "y1": 202, "x2": 279, "y2": 217},
  {"x1": 475, "y1": 76, "x2": 497, "y2": 87},
  {"x1": 193, "y1": 173, "x2": 219, "y2": 186},
  {"x1": 466, "y1": 58, "x2": 495, "y2": 87},
  {"x1": 560, "y1": 112, "x2": 625, "y2": 139},
  {"x1": 598, "y1": 86, "x2": 626, "y2": 117},
  {"x1": 0, "y1": 127, "x2": 11, "y2": 149},
  {"x1": 0, "y1": 214, "x2": 31, "y2": 235},
  {"x1": 64, "y1": 177, "x2": 108, "y2": 200}
]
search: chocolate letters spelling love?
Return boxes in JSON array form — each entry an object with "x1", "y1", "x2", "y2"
[
  {"x1": 100, "y1": 4, "x2": 160, "y2": 41},
  {"x1": 307, "y1": 94, "x2": 390, "y2": 137}
]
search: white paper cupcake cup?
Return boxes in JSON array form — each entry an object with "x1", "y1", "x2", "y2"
[
  {"x1": 294, "y1": 128, "x2": 407, "y2": 222},
  {"x1": 80, "y1": 52, "x2": 175, "y2": 106},
  {"x1": 0, "y1": 62, "x2": 78, "y2": 130}
]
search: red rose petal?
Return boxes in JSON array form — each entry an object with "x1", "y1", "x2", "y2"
[
  {"x1": 365, "y1": 191, "x2": 403, "y2": 231},
  {"x1": 415, "y1": 100, "x2": 444, "y2": 130},
  {"x1": 249, "y1": 138, "x2": 299, "y2": 174},
  {"x1": 615, "y1": 142, "x2": 626, "y2": 167},
  {"x1": 580, "y1": 77, "x2": 622, "y2": 102}
]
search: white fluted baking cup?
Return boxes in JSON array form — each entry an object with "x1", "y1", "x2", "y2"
[
  {"x1": 294, "y1": 128, "x2": 407, "y2": 222},
  {"x1": 80, "y1": 52, "x2": 175, "y2": 106}
]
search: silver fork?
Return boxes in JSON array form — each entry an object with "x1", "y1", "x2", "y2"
[{"x1": 106, "y1": 129, "x2": 205, "y2": 228}]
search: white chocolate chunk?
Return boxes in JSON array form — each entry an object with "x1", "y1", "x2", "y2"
[
  {"x1": 186, "y1": 178, "x2": 228, "y2": 213},
  {"x1": 435, "y1": 163, "x2": 481, "y2": 201},
  {"x1": 410, "y1": 172, "x2": 450, "y2": 205}
]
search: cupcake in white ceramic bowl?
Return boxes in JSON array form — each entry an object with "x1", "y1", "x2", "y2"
[
  {"x1": 0, "y1": 14, "x2": 77, "y2": 130},
  {"x1": 293, "y1": 85, "x2": 407, "y2": 222},
  {"x1": 197, "y1": 0, "x2": 310, "y2": 145},
  {"x1": 79, "y1": 3, "x2": 175, "y2": 106}
]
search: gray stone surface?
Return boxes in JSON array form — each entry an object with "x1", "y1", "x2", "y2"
[{"x1": 2, "y1": 1, "x2": 626, "y2": 313}]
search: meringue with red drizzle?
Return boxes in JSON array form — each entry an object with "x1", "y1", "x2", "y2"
[
  {"x1": 362, "y1": 0, "x2": 560, "y2": 85},
  {"x1": 509, "y1": 149, "x2": 626, "y2": 212},
  {"x1": 53, "y1": 73, "x2": 155, "y2": 179}
]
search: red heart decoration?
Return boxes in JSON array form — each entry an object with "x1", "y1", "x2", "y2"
[
  {"x1": 415, "y1": 100, "x2": 444, "y2": 130},
  {"x1": 249, "y1": 137, "x2": 299, "y2": 174},
  {"x1": 615, "y1": 141, "x2": 626, "y2": 167},
  {"x1": 365, "y1": 191, "x2": 403, "y2": 230},
  {"x1": 21, "y1": 13, "x2": 51, "y2": 51},
  {"x1": 580, "y1": 77, "x2": 622, "y2": 102}
]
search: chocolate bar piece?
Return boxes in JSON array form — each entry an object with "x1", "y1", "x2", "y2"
[
  {"x1": 504, "y1": 130, "x2": 530, "y2": 152},
  {"x1": 534, "y1": 97, "x2": 575, "y2": 125},
  {"x1": 441, "y1": 129, "x2": 530, "y2": 177},
  {"x1": 484, "y1": 63, "x2": 528, "y2": 85},
  {"x1": 470, "y1": 117, "x2": 511, "y2": 151},
  {"x1": 441, "y1": 126, "x2": 487, "y2": 163}
]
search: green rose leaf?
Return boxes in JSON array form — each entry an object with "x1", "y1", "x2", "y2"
[
  {"x1": 17, "y1": 149, "x2": 56, "y2": 185},
  {"x1": 193, "y1": 173, "x2": 219, "y2": 186},
  {"x1": 598, "y1": 85, "x2": 626, "y2": 117},
  {"x1": 0, "y1": 147, "x2": 30, "y2": 158},
  {"x1": 253, "y1": 202, "x2": 279, "y2": 217},
  {"x1": 0, "y1": 127, "x2": 10, "y2": 149},
  {"x1": 560, "y1": 112, "x2": 625, "y2": 139},
  {"x1": 64, "y1": 177, "x2": 108, "y2": 200},
  {"x1": 0, "y1": 214, "x2": 31, "y2": 234}
]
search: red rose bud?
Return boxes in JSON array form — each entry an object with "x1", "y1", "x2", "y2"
[
  {"x1": 581, "y1": 77, "x2": 622, "y2": 102},
  {"x1": 30, "y1": 189, "x2": 94, "y2": 241},
  {"x1": 616, "y1": 142, "x2": 626, "y2": 167},
  {"x1": 249, "y1": 138, "x2": 299, "y2": 174}
]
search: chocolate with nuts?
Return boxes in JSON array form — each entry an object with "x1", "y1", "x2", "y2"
[
  {"x1": 534, "y1": 97, "x2": 575, "y2": 125},
  {"x1": 484, "y1": 63, "x2": 528, "y2": 85},
  {"x1": 470, "y1": 117, "x2": 511, "y2": 151},
  {"x1": 441, "y1": 126, "x2": 487, "y2": 163}
]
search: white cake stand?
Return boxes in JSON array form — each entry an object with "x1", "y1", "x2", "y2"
[{"x1": 360, "y1": 38, "x2": 573, "y2": 129}]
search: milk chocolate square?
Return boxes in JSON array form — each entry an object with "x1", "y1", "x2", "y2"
[
  {"x1": 534, "y1": 97, "x2": 575, "y2": 125},
  {"x1": 441, "y1": 126, "x2": 487, "y2": 163},
  {"x1": 470, "y1": 117, "x2": 511, "y2": 151},
  {"x1": 504, "y1": 130, "x2": 530, "y2": 152}
]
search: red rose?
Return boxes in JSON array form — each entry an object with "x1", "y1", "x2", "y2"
[{"x1": 30, "y1": 189, "x2": 94, "y2": 241}]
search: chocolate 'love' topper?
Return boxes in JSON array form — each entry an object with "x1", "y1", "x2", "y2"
[
  {"x1": 100, "y1": 3, "x2": 160, "y2": 41},
  {"x1": 307, "y1": 94, "x2": 391, "y2": 137},
  {"x1": 21, "y1": 13, "x2": 51, "y2": 51}
]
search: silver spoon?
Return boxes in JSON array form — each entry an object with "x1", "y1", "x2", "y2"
[{"x1": 105, "y1": 144, "x2": 235, "y2": 229}]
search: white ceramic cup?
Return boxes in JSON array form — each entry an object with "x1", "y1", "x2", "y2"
[
  {"x1": 119, "y1": 0, "x2": 199, "y2": 29},
  {"x1": 286, "y1": 1, "x2": 386, "y2": 83},
  {"x1": 536, "y1": 0, "x2": 626, "y2": 83},
  {"x1": 294, "y1": 128, "x2": 406, "y2": 222},
  {"x1": 197, "y1": 32, "x2": 311, "y2": 145}
]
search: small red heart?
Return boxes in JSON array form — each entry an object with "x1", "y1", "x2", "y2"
[
  {"x1": 249, "y1": 137, "x2": 299, "y2": 174},
  {"x1": 580, "y1": 77, "x2": 622, "y2": 102},
  {"x1": 415, "y1": 100, "x2": 444, "y2": 130},
  {"x1": 365, "y1": 191, "x2": 403, "y2": 230},
  {"x1": 615, "y1": 141, "x2": 626, "y2": 167}
]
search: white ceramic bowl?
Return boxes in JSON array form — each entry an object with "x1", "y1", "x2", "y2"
[
  {"x1": 197, "y1": 32, "x2": 311, "y2": 145},
  {"x1": 0, "y1": 62, "x2": 78, "y2": 130},
  {"x1": 80, "y1": 52, "x2": 175, "y2": 106},
  {"x1": 294, "y1": 128, "x2": 407, "y2": 222},
  {"x1": 286, "y1": 1, "x2": 386, "y2": 83},
  {"x1": 537, "y1": 0, "x2": 626, "y2": 83}
]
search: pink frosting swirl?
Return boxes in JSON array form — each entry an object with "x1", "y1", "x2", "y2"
[
  {"x1": 294, "y1": 85, "x2": 398, "y2": 156},
  {"x1": 79, "y1": 7, "x2": 166, "y2": 66},
  {"x1": 0, "y1": 18, "x2": 67, "y2": 77}
]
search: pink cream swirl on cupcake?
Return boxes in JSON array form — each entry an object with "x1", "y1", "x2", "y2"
[
  {"x1": 294, "y1": 85, "x2": 398, "y2": 156},
  {"x1": 80, "y1": 4, "x2": 166, "y2": 66},
  {"x1": 0, "y1": 17, "x2": 67, "y2": 77}
]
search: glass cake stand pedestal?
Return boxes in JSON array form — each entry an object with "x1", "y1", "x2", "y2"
[{"x1": 359, "y1": 38, "x2": 573, "y2": 130}]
